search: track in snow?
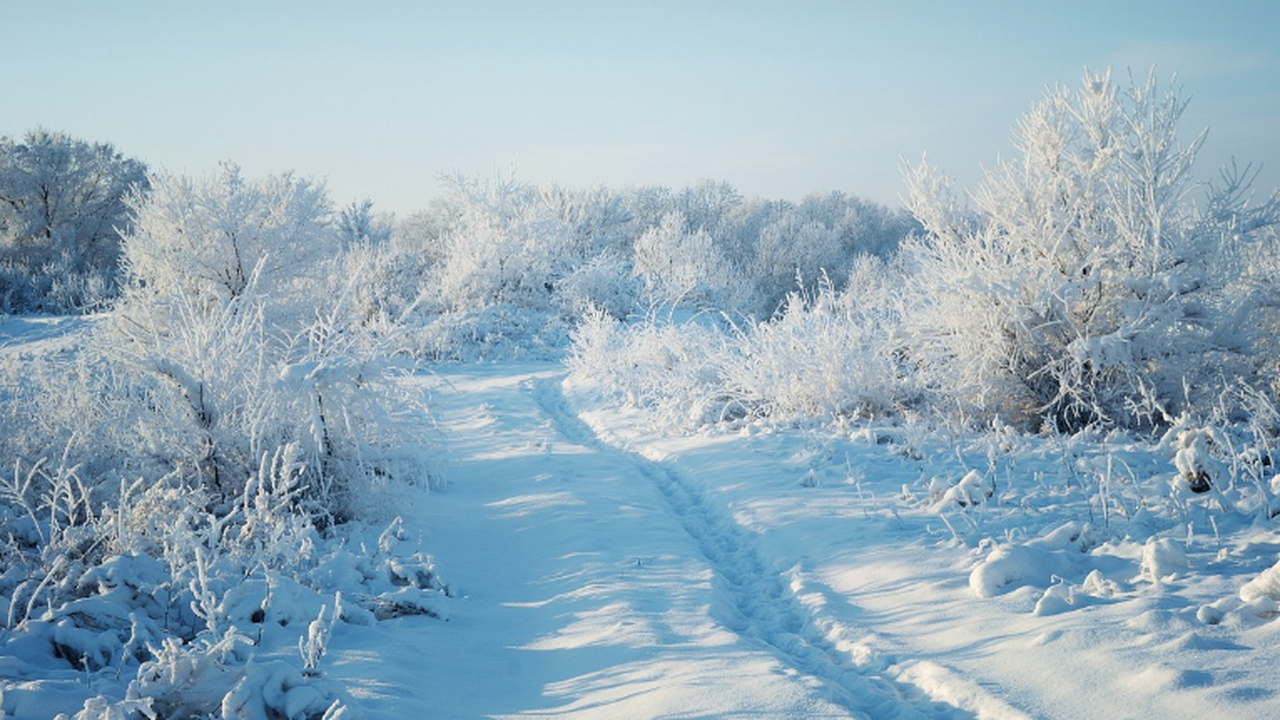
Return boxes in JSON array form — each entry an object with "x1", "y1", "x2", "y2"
[{"x1": 530, "y1": 375, "x2": 976, "y2": 720}]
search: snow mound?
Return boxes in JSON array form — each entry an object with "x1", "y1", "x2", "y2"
[
  {"x1": 969, "y1": 525, "x2": 1095, "y2": 600},
  {"x1": 970, "y1": 544, "x2": 1078, "y2": 598},
  {"x1": 1240, "y1": 556, "x2": 1280, "y2": 603},
  {"x1": 1138, "y1": 537, "x2": 1188, "y2": 590}
]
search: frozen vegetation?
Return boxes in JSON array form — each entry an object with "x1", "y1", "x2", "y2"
[{"x1": 2, "y1": 69, "x2": 1280, "y2": 718}]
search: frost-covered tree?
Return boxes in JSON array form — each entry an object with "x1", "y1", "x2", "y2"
[
  {"x1": 119, "y1": 162, "x2": 335, "y2": 330},
  {"x1": 0, "y1": 129, "x2": 147, "y2": 312},
  {"x1": 901, "y1": 69, "x2": 1280, "y2": 431}
]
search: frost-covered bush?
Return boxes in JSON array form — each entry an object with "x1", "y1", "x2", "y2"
[
  {"x1": 718, "y1": 259, "x2": 912, "y2": 422},
  {"x1": 556, "y1": 251, "x2": 638, "y2": 319},
  {"x1": 900, "y1": 69, "x2": 1280, "y2": 432},
  {"x1": 568, "y1": 307, "x2": 734, "y2": 429},
  {"x1": 569, "y1": 260, "x2": 914, "y2": 430},
  {"x1": 98, "y1": 163, "x2": 435, "y2": 515}
]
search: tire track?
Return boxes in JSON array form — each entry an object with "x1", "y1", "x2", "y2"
[{"x1": 530, "y1": 375, "x2": 978, "y2": 720}]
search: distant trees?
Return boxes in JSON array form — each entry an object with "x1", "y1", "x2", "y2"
[
  {"x1": 370, "y1": 174, "x2": 913, "y2": 359},
  {"x1": 0, "y1": 129, "x2": 148, "y2": 313},
  {"x1": 622, "y1": 181, "x2": 917, "y2": 316}
]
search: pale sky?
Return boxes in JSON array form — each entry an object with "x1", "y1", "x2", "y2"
[{"x1": 3, "y1": 1, "x2": 1277, "y2": 215}]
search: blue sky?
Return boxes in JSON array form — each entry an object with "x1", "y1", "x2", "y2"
[{"x1": 3, "y1": 1, "x2": 1277, "y2": 215}]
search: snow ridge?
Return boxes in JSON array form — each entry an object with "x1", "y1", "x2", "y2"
[{"x1": 531, "y1": 376, "x2": 975, "y2": 720}]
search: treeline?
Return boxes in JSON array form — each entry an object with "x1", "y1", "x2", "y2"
[{"x1": 0, "y1": 131, "x2": 914, "y2": 325}]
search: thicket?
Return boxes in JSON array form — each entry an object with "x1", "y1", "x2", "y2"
[{"x1": 0, "y1": 164, "x2": 439, "y2": 718}]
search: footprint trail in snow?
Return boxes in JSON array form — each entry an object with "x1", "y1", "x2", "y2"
[
  {"x1": 531, "y1": 374, "x2": 976, "y2": 720},
  {"x1": 328, "y1": 365, "x2": 1012, "y2": 718}
]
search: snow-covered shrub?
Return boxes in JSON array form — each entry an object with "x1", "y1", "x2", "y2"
[
  {"x1": 412, "y1": 304, "x2": 573, "y2": 362},
  {"x1": 717, "y1": 259, "x2": 911, "y2": 423},
  {"x1": 555, "y1": 251, "x2": 638, "y2": 320},
  {"x1": 899, "y1": 69, "x2": 1280, "y2": 432},
  {"x1": 1240, "y1": 557, "x2": 1280, "y2": 606},
  {"x1": 1168, "y1": 425, "x2": 1227, "y2": 494},
  {"x1": 568, "y1": 307, "x2": 734, "y2": 429},
  {"x1": 103, "y1": 164, "x2": 433, "y2": 520},
  {"x1": 569, "y1": 257, "x2": 916, "y2": 429},
  {"x1": 97, "y1": 273, "x2": 431, "y2": 523},
  {"x1": 632, "y1": 211, "x2": 748, "y2": 310}
]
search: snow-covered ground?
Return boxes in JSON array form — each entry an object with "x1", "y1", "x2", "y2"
[
  {"x1": 330, "y1": 363, "x2": 1280, "y2": 718},
  {"x1": 4, "y1": 327, "x2": 1280, "y2": 718}
]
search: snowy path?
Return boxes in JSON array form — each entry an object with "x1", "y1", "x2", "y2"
[
  {"x1": 326, "y1": 365, "x2": 978, "y2": 718},
  {"x1": 326, "y1": 363, "x2": 1280, "y2": 719},
  {"x1": 530, "y1": 376, "x2": 977, "y2": 720}
]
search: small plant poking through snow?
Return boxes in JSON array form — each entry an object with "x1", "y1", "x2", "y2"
[
  {"x1": 1170, "y1": 425, "x2": 1226, "y2": 494},
  {"x1": 300, "y1": 596, "x2": 342, "y2": 676}
]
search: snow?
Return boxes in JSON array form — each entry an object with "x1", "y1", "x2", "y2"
[
  {"x1": 333, "y1": 362, "x2": 1280, "y2": 719},
  {"x1": 5, "y1": 331, "x2": 1280, "y2": 717}
]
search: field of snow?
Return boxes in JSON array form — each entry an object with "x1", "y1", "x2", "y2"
[
  {"x1": 5, "y1": 315, "x2": 1280, "y2": 718},
  {"x1": 333, "y1": 363, "x2": 1280, "y2": 719}
]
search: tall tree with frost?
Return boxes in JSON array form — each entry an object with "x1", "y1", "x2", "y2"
[{"x1": 901, "y1": 69, "x2": 1280, "y2": 431}]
